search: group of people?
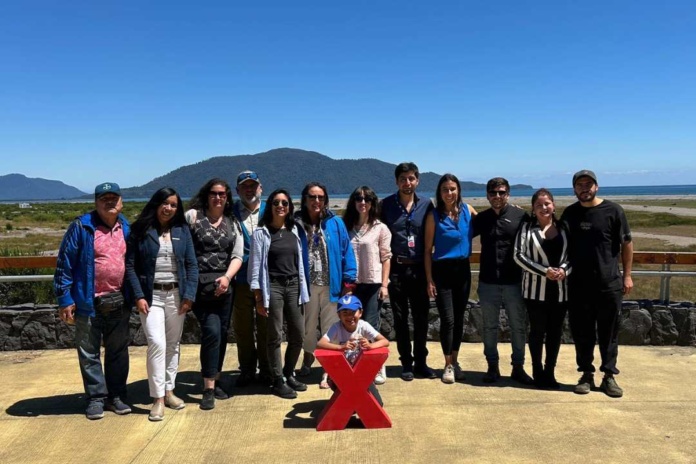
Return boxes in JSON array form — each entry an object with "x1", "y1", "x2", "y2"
[{"x1": 53, "y1": 163, "x2": 633, "y2": 422}]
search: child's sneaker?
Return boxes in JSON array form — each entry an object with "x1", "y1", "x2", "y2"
[{"x1": 374, "y1": 365, "x2": 386, "y2": 385}]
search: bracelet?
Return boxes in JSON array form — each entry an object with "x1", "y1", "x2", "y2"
[{"x1": 223, "y1": 274, "x2": 231, "y2": 282}]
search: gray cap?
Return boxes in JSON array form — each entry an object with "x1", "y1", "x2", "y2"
[
  {"x1": 94, "y1": 182, "x2": 121, "y2": 199},
  {"x1": 572, "y1": 170, "x2": 597, "y2": 186}
]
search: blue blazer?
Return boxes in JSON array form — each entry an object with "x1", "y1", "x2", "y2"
[{"x1": 125, "y1": 224, "x2": 199, "y2": 305}]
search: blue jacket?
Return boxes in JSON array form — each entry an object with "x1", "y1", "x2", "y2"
[
  {"x1": 232, "y1": 200, "x2": 266, "y2": 285},
  {"x1": 125, "y1": 225, "x2": 199, "y2": 305},
  {"x1": 306, "y1": 211, "x2": 357, "y2": 302},
  {"x1": 248, "y1": 223, "x2": 310, "y2": 308},
  {"x1": 54, "y1": 211, "x2": 131, "y2": 318}
]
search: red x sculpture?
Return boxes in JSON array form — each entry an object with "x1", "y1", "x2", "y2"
[{"x1": 315, "y1": 347, "x2": 392, "y2": 431}]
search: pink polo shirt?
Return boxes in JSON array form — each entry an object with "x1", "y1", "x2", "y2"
[{"x1": 94, "y1": 221, "x2": 126, "y2": 296}]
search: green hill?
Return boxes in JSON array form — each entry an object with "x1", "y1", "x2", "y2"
[{"x1": 120, "y1": 148, "x2": 531, "y2": 199}]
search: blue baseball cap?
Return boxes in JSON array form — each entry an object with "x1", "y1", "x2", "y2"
[
  {"x1": 237, "y1": 170, "x2": 260, "y2": 185},
  {"x1": 94, "y1": 182, "x2": 121, "y2": 199},
  {"x1": 337, "y1": 294, "x2": 362, "y2": 312}
]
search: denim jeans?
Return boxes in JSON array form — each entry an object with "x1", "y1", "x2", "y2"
[
  {"x1": 232, "y1": 282, "x2": 270, "y2": 377},
  {"x1": 387, "y1": 262, "x2": 430, "y2": 369},
  {"x1": 354, "y1": 283, "x2": 382, "y2": 332},
  {"x1": 568, "y1": 286, "x2": 622, "y2": 375},
  {"x1": 267, "y1": 277, "x2": 304, "y2": 380},
  {"x1": 74, "y1": 307, "x2": 131, "y2": 401},
  {"x1": 433, "y1": 259, "x2": 471, "y2": 356},
  {"x1": 193, "y1": 291, "x2": 233, "y2": 379},
  {"x1": 478, "y1": 282, "x2": 527, "y2": 366}
]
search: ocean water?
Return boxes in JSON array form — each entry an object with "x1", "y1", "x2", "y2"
[{"x1": 334, "y1": 184, "x2": 696, "y2": 201}]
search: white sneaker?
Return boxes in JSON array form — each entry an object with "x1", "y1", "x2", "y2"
[
  {"x1": 374, "y1": 366, "x2": 386, "y2": 385},
  {"x1": 453, "y1": 362, "x2": 466, "y2": 381},
  {"x1": 442, "y1": 364, "x2": 455, "y2": 384}
]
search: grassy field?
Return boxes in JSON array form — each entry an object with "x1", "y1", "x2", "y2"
[{"x1": 1, "y1": 199, "x2": 695, "y2": 303}]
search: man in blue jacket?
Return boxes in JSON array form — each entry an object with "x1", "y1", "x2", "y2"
[
  {"x1": 231, "y1": 170, "x2": 271, "y2": 387},
  {"x1": 54, "y1": 182, "x2": 132, "y2": 420}
]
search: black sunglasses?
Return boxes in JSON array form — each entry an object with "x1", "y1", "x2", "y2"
[
  {"x1": 272, "y1": 199, "x2": 289, "y2": 207},
  {"x1": 307, "y1": 194, "x2": 325, "y2": 202},
  {"x1": 355, "y1": 196, "x2": 372, "y2": 203},
  {"x1": 488, "y1": 190, "x2": 508, "y2": 197},
  {"x1": 209, "y1": 191, "x2": 227, "y2": 198}
]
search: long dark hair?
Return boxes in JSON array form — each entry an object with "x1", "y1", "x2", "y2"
[
  {"x1": 299, "y1": 182, "x2": 329, "y2": 232},
  {"x1": 531, "y1": 188, "x2": 558, "y2": 225},
  {"x1": 188, "y1": 178, "x2": 234, "y2": 217},
  {"x1": 343, "y1": 186, "x2": 379, "y2": 228},
  {"x1": 130, "y1": 187, "x2": 186, "y2": 240},
  {"x1": 262, "y1": 189, "x2": 296, "y2": 230},
  {"x1": 435, "y1": 173, "x2": 463, "y2": 219}
]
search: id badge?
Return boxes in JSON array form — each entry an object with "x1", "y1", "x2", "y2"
[{"x1": 407, "y1": 235, "x2": 415, "y2": 248}]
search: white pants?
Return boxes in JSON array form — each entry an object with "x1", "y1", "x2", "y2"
[
  {"x1": 303, "y1": 284, "x2": 338, "y2": 354},
  {"x1": 140, "y1": 289, "x2": 185, "y2": 398}
]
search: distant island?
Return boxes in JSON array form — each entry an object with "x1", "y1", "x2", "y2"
[{"x1": 0, "y1": 148, "x2": 532, "y2": 200}]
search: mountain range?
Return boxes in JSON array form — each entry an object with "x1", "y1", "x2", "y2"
[{"x1": 1, "y1": 148, "x2": 532, "y2": 200}]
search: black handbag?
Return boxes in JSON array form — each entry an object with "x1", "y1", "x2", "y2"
[{"x1": 197, "y1": 272, "x2": 230, "y2": 301}]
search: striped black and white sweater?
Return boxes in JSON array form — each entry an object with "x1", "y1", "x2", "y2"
[{"x1": 513, "y1": 221, "x2": 572, "y2": 302}]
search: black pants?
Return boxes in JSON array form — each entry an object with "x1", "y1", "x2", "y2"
[
  {"x1": 387, "y1": 262, "x2": 430, "y2": 369},
  {"x1": 526, "y1": 299, "x2": 568, "y2": 369},
  {"x1": 432, "y1": 258, "x2": 471, "y2": 356},
  {"x1": 568, "y1": 287, "x2": 622, "y2": 375},
  {"x1": 193, "y1": 291, "x2": 233, "y2": 379}
]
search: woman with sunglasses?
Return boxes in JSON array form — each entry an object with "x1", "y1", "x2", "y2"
[
  {"x1": 295, "y1": 182, "x2": 357, "y2": 388},
  {"x1": 342, "y1": 186, "x2": 392, "y2": 384},
  {"x1": 126, "y1": 187, "x2": 198, "y2": 421},
  {"x1": 423, "y1": 173, "x2": 477, "y2": 384},
  {"x1": 248, "y1": 189, "x2": 310, "y2": 399},
  {"x1": 513, "y1": 188, "x2": 570, "y2": 389},
  {"x1": 185, "y1": 178, "x2": 243, "y2": 410}
]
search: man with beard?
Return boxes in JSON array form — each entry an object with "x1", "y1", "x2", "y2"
[
  {"x1": 380, "y1": 162, "x2": 436, "y2": 380},
  {"x1": 561, "y1": 170, "x2": 633, "y2": 398},
  {"x1": 231, "y1": 171, "x2": 271, "y2": 386}
]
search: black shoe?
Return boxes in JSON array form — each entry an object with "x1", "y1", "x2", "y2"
[
  {"x1": 414, "y1": 364, "x2": 437, "y2": 379},
  {"x1": 599, "y1": 375, "x2": 623, "y2": 398},
  {"x1": 257, "y1": 372, "x2": 273, "y2": 387},
  {"x1": 286, "y1": 376, "x2": 307, "y2": 392},
  {"x1": 400, "y1": 366, "x2": 414, "y2": 381},
  {"x1": 200, "y1": 389, "x2": 215, "y2": 410},
  {"x1": 532, "y1": 363, "x2": 547, "y2": 389},
  {"x1": 511, "y1": 365, "x2": 534, "y2": 385},
  {"x1": 272, "y1": 380, "x2": 297, "y2": 399},
  {"x1": 544, "y1": 365, "x2": 560, "y2": 390},
  {"x1": 236, "y1": 372, "x2": 255, "y2": 388},
  {"x1": 483, "y1": 362, "x2": 501, "y2": 383},
  {"x1": 214, "y1": 382, "x2": 229, "y2": 400}
]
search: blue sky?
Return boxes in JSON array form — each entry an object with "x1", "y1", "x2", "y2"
[{"x1": 1, "y1": 0, "x2": 695, "y2": 192}]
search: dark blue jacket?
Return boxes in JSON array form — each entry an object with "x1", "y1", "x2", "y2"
[
  {"x1": 54, "y1": 211, "x2": 131, "y2": 317},
  {"x1": 125, "y1": 225, "x2": 199, "y2": 305}
]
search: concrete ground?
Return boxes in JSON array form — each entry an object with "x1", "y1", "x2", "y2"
[{"x1": 1, "y1": 343, "x2": 694, "y2": 464}]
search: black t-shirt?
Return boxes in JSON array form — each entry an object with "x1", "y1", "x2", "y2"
[
  {"x1": 267, "y1": 226, "x2": 298, "y2": 278},
  {"x1": 560, "y1": 200, "x2": 631, "y2": 290},
  {"x1": 473, "y1": 204, "x2": 530, "y2": 284}
]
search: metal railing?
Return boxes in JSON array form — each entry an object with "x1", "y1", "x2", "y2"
[{"x1": 1, "y1": 252, "x2": 695, "y2": 303}]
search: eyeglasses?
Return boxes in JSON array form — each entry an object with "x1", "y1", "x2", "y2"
[
  {"x1": 209, "y1": 191, "x2": 227, "y2": 198},
  {"x1": 355, "y1": 196, "x2": 370, "y2": 203},
  {"x1": 488, "y1": 190, "x2": 508, "y2": 197},
  {"x1": 272, "y1": 199, "x2": 289, "y2": 207},
  {"x1": 307, "y1": 194, "x2": 325, "y2": 202}
]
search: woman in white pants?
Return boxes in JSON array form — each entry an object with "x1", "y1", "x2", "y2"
[{"x1": 126, "y1": 187, "x2": 198, "y2": 421}]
